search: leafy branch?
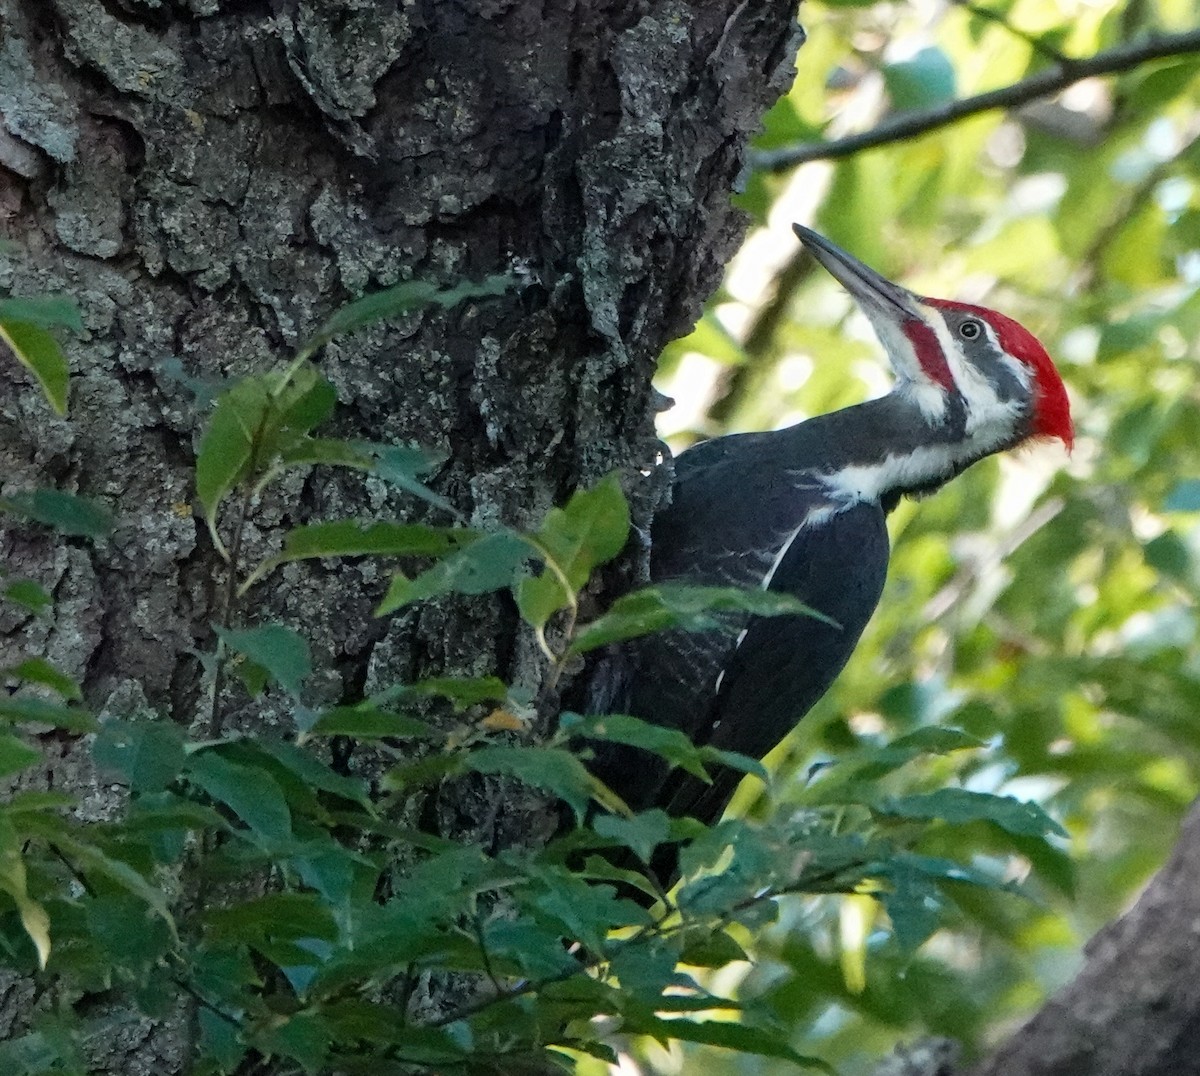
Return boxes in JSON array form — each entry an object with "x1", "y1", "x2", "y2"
[{"x1": 754, "y1": 28, "x2": 1200, "y2": 171}]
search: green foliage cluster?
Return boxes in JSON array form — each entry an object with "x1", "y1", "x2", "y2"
[{"x1": 0, "y1": 281, "x2": 1068, "y2": 1074}]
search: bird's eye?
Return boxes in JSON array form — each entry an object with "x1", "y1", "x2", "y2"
[{"x1": 959, "y1": 319, "x2": 982, "y2": 340}]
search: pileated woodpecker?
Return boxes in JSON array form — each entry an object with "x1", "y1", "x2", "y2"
[{"x1": 590, "y1": 225, "x2": 1073, "y2": 843}]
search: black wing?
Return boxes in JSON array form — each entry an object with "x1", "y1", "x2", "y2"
[
  {"x1": 590, "y1": 423, "x2": 889, "y2": 824},
  {"x1": 661, "y1": 499, "x2": 889, "y2": 824}
]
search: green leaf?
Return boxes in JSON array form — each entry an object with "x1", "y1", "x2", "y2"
[
  {"x1": 0, "y1": 697, "x2": 97, "y2": 734},
  {"x1": 609, "y1": 936, "x2": 684, "y2": 998},
  {"x1": 242, "y1": 520, "x2": 476, "y2": 592},
  {"x1": 592, "y1": 810, "x2": 672, "y2": 864},
  {"x1": 380, "y1": 752, "x2": 466, "y2": 793},
  {"x1": 481, "y1": 917, "x2": 581, "y2": 979},
  {"x1": 198, "y1": 1006, "x2": 246, "y2": 1072},
  {"x1": 86, "y1": 894, "x2": 173, "y2": 974},
  {"x1": 678, "y1": 929, "x2": 750, "y2": 968},
  {"x1": 92, "y1": 720, "x2": 186, "y2": 793},
  {"x1": 466, "y1": 745, "x2": 598, "y2": 822},
  {"x1": 216, "y1": 624, "x2": 311, "y2": 699},
  {"x1": 3, "y1": 658, "x2": 81, "y2": 700},
  {"x1": 251, "y1": 1012, "x2": 330, "y2": 1072},
  {"x1": 298, "y1": 273, "x2": 517, "y2": 359},
  {"x1": 0, "y1": 318, "x2": 70, "y2": 415},
  {"x1": 1144, "y1": 531, "x2": 1189, "y2": 580},
  {"x1": 376, "y1": 531, "x2": 531, "y2": 614},
  {"x1": 516, "y1": 474, "x2": 631, "y2": 630},
  {"x1": 0, "y1": 1024, "x2": 85, "y2": 1075},
  {"x1": 562, "y1": 712, "x2": 713, "y2": 782},
  {"x1": 125, "y1": 795, "x2": 227, "y2": 861},
  {"x1": 0, "y1": 818, "x2": 52, "y2": 968},
  {"x1": 0, "y1": 295, "x2": 83, "y2": 331},
  {"x1": 195, "y1": 377, "x2": 270, "y2": 555},
  {"x1": 307, "y1": 705, "x2": 435, "y2": 740},
  {"x1": 528, "y1": 866, "x2": 651, "y2": 951},
  {"x1": 2, "y1": 579, "x2": 52, "y2": 614},
  {"x1": 370, "y1": 443, "x2": 456, "y2": 514},
  {"x1": 205, "y1": 892, "x2": 339, "y2": 943},
  {"x1": 575, "y1": 853, "x2": 662, "y2": 901},
  {"x1": 195, "y1": 363, "x2": 335, "y2": 558},
  {"x1": 187, "y1": 750, "x2": 293, "y2": 843},
  {"x1": 882, "y1": 47, "x2": 957, "y2": 112},
  {"x1": 568, "y1": 583, "x2": 835, "y2": 656},
  {"x1": 2, "y1": 791, "x2": 74, "y2": 816},
  {"x1": 877, "y1": 863, "x2": 942, "y2": 952},
  {"x1": 806, "y1": 726, "x2": 984, "y2": 793},
  {"x1": 0, "y1": 489, "x2": 113, "y2": 539},
  {"x1": 20, "y1": 818, "x2": 179, "y2": 940},
  {"x1": 252, "y1": 739, "x2": 371, "y2": 809},
  {"x1": 0, "y1": 734, "x2": 40, "y2": 778},
  {"x1": 398, "y1": 675, "x2": 511, "y2": 709},
  {"x1": 273, "y1": 437, "x2": 372, "y2": 473},
  {"x1": 874, "y1": 788, "x2": 1068, "y2": 839},
  {"x1": 897, "y1": 853, "x2": 1016, "y2": 893},
  {"x1": 621, "y1": 1013, "x2": 833, "y2": 1071},
  {"x1": 276, "y1": 369, "x2": 337, "y2": 434}
]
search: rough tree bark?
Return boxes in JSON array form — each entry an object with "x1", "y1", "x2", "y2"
[
  {"x1": 964, "y1": 795, "x2": 1200, "y2": 1076},
  {"x1": 0, "y1": 0, "x2": 800, "y2": 1070},
  {"x1": 8, "y1": 4, "x2": 1198, "y2": 1076}
]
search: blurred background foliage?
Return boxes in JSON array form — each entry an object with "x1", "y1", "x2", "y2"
[{"x1": 631, "y1": 0, "x2": 1200, "y2": 1071}]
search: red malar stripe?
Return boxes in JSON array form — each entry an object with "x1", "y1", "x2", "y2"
[{"x1": 902, "y1": 317, "x2": 956, "y2": 391}]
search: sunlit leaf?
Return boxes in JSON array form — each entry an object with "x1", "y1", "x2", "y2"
[
  {"x1": 0, "y1": 319, "x2": 70, "y2": 415},
  {"x1": 516, "y1": 474, "x2": 630, "y2": 630},
  {"x1": 0, "y1": 819, "x2": 51, "y2": 968}
]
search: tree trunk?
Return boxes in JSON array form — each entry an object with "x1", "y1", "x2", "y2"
[
  {"x1": 966, "y1": 796, "x2": 1200, "y2": 1076},
  {"x1": 0, "y1": 0, "x2": 800, "y2": 1069}
]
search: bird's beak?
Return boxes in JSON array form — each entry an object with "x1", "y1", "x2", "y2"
[{"x1": 792, "y1": 225, "x2": 923, "y2": 323}]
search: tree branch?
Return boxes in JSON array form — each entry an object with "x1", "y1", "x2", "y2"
[
  {"x1": 754, "y1": 29, "x2": 1200, "y2": 171},
  {"x1": 968, "y1": 796, "x2": 1200, "y2": 1076}
]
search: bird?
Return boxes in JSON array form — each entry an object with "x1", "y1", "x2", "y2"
[{"x1": 587, "y1": 224, "x2": 1073, "y2": 868}]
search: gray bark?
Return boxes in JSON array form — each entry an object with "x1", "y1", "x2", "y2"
[
  {"x1": 871, "y1": 799, "x2": 1200, "y2": 1076},
  {"x1": 0, "y1": 0, "x2": 801, "y2": 1070},
  {"x1": 966, "y1": 796, "x2": 1200, "y2": 1076}
]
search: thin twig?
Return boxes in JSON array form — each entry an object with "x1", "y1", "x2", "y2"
[
  {"x1": 1075, "y1": 122, "x2": 1200, "y2": 290},
  {"x1": 754, "y1": 29, "x2": 1200, "y2": 171},
  {"x1": 949, "y1": 0, "x2": 1070, "y2": 65},
  {"x1": 424, "y1": 858, "x2": 860, "y2": 1032}
]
